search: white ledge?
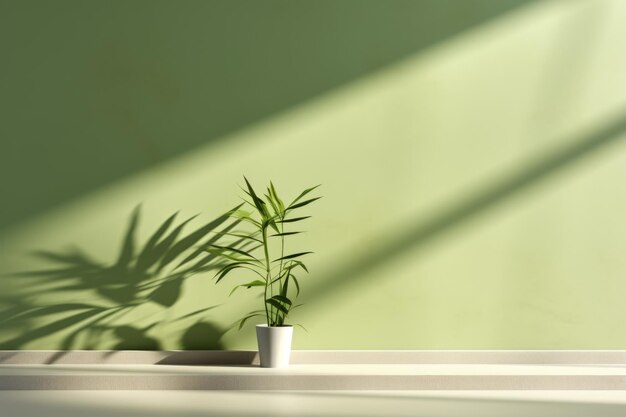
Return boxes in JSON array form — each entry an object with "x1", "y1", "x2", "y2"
[
  {"x1": 3, "y1": 350, "x2": 626, "y2": 365},
  {"x1": 1, "y1": 351, "x2": 626, "y2": 390}
]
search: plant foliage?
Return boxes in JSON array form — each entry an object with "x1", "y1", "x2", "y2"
[{"x1": 211, "y1": 177, "x2": 320, "y2": 328}]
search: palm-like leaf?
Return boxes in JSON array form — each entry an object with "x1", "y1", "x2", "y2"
[
  {"x1": 229, "y1": 280, "x2": 266, "y2": 296},
  {"x1": 273, "y1": 252, "x2": 313, "y2": 262},
  {"x1": 277, "y1": 216, "x2": 311, "y2": 224},
  {"x1": 288, "y1": 184, "x2": 321, "y2": 208},
  {"x1": 211, "y1": 178, "x2": 320, "y2": 327}
]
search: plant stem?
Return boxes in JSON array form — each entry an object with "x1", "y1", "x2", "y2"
[
  {"x1": 275, "y1": 217, "x2": 286, "y2": 325},
  {"x1": 262, "y1": 225, "x2": 272, "y2": 325}
]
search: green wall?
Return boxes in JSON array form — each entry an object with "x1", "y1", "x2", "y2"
[{"x1": 2, "y1": 0, "x2": 626, "y2": 350}]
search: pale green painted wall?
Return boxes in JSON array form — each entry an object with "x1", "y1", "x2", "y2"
[{"x1": 2, "y1": 0, "x2": 626, "y2": 350}]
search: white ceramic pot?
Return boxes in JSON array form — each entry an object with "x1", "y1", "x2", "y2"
[{"x1": 256, "y1": 324, "x2": 293, "y2": 368}]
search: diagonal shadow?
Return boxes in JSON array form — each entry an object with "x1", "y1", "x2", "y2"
[
  {"x1": 303, "y1": 112, "x2": 626, "y2": 304},
  {"x1": 0, "y1": 0, "x2": 537, "y2": 231}
]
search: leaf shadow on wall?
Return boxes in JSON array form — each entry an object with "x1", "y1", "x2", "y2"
[{"x1": 0, "y1": 205, "x2": 248, "y2": 353}]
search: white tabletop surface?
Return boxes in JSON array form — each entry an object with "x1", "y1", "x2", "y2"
[
  {"x1": 2, "y1": 363, "x2": 626, "y2": 375},
  {"x1": 2, "y1": 390, "x2": 626, "y2": 417}
]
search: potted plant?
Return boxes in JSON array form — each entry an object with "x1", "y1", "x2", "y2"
[{"x1": 210, "y1": 177, "x2": 320, "y2": 367}]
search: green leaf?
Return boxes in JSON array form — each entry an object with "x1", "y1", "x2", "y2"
[
  {"x1": 276, "y1": 261, "x2": 303, "y2": 280},
  {"x1": 208, "y1": 244, "x2": 260, "y2": 261},
  {"x1": 209, "y1": 230, "x2": 262, "y2": 243},
  {"x1": 281, "y1": 275, "x2": 289, "y2": 297},
  {"x1": 273, "y1": 252, "x2": 313, "y2": 262},
  {"x1": 265, "y1": 191, "x2": 281, "y2": 218},
  {"x1": 291, "y1": 274, "x2": 300, "y2": 296},
  {"x1": 269, "y1": 181, "x2": 285, "y2": 214},
  {"x1": 270, "y1": 231, "x2": 302, "y2": 237},
  {"x1": 288, "y1": 184, "x2": 321, "y2": 208},
  {"x1": 239, "y1": 266, "x2": 267, "y2": 279},
  {"x1": 206, "y1": 249, "x2": 252, "y2": 263},
  {"x1": 229, "y1": 280, "x2": 266, "y2": 296},
  {"x1": 277, "y1": 216, "x2": 311, "y2": 223},
  {"x1": 289, "y1": 260, "x2": 309, "y2": 273},
  {"x1": 207, "y1": 243, "x2": 263, "y2": 265},
  {"x1": 231, "y1": 209, "x2": 262, "y2": 228},
  {"x1": 295, "y1": 323, "x2": 308, "y2": 332},
  {"x1": 286, "y1": 196, "x2": 322, "y2": 211},
  {"x1": 273, "y1": 294, "x2": 292, "y2": 305},
  {"x1": 266, "y1": 298, "x2": 289, "y2": 314},
  {"x1": 238, "y1": 312, "x2": 264, "y2": 330},
  {"x1": 241, "y1": 197, "x2": 256, "y2": 209},
  {"x1": 244, "y1": 176, "x2": 271, "y2": 220},
  {"x1": 267, "y1": 217, "x2": 280, "y2": 234},
  {"x1": 231, "y1": 208, "x2": 252, "y2": 218},
  {"x1": 212, "y1": 259, "x2": 265, "y2": 280}
]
